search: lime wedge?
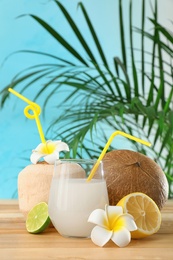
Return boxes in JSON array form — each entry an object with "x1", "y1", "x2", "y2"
[{"x1": 26, "y1": 202, "x2": 51, "y2": 234}]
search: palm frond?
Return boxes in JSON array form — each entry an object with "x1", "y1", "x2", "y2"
[{"x1": 1, "y1": 0, "x2": 173, "y2": 197}]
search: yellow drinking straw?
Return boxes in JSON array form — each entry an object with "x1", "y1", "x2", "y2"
[
  {"x1": 87, "y1": 130, "x2": 151, "y2": 181},
  {"x1": 8, "y1": 88, "x2": 46, "y2": 144}
]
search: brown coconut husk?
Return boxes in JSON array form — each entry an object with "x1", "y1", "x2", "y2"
[{"x1": 102, "y1": 150, "x2": 169, "y2": 209}]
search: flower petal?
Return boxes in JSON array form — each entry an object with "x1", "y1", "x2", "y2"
[
  {"x1": 44, "y1": 152, "x2": 59, "y2": 164},
  {"x1": 115, "y1": 214, "x2": 137, "y2": 232},
  {"x1": 30, "y1": 151, "x2": 44, "y2": 164},
  {"x1": 54, "y1": 141, "x2": 69, "y2": 152},
  {"x1": 106, "y1": 205, "x2": 123, "y2": 216},
  {"x1": 90, "y1": 226, "x2": 112, "y2": 247},
  {"x1": 30, "y1": 140, "x2": 69, "y2": 164},
  {"x1": 34, "y1": 143, "x2": 45, "y2": 152},
  {"x1": 88, "y1": 209, "x2": 108, "y2": 228},
  {"x1": 105, "y1": 205, "x2": 123, "y2": 227},
  {"x1": 111, "y1": 227, "x2": 131, "y2": 247}
]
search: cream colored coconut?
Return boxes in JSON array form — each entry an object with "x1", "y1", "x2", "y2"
[
  {"x1": 18, "y1": 162, "x2": 54, "y2": 219},
  {"x1": 18, "y1": 161, "x2": 86, "y2": 219}
]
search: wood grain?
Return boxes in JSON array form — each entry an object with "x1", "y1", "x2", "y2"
[{"x1": 0, "y1": 200, "x2": 173, "y2": 260}]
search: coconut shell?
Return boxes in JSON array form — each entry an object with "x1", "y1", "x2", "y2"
[
  {"x1": 18, "y1": 162, "x2": 54, "y2": 218},
  {"x1": 103, "y1": 150, "x2": 169, "y2": 209}
]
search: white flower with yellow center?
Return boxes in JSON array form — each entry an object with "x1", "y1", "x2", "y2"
[
  {"x1": 30, "y1": 140, "x2": 69, "y2": 164},
  {"x1": 88, "y1": 205, "x2": 137, "y2": 247}
]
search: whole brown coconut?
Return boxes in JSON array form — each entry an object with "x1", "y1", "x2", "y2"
[{"x1": 103, "y1": 150, "x2": 168, "y2": 209}]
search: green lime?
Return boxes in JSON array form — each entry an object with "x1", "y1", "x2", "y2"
[{"x1": 26, "y1": 202, "x2": 51, "y2": 234}]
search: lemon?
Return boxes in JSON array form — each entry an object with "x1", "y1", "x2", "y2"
[
  {"x1": 26, "y1": 202, "x2": 51, "y2": 234},
  {"x1": 117, "y1": 192, "x2": 162, "y2": 238}
]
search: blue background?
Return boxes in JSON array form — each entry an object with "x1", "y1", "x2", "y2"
[{"x1": 0, "y1": 0, "x2": 172, "y2": 198}]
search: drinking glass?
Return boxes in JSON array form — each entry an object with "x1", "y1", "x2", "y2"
[{"x1": 48, "y1": 159, "x2": 109, "y2": 238}]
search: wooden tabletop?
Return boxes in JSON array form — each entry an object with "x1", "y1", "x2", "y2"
[{"x1": 0, "y1": 200, "x2": 173, "y2": 260}]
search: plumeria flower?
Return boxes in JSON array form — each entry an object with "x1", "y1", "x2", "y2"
[
  {"x1": 88, "y1": 204, "x2": 137, "y2": 247},
  {"x1": 30, "y1": 140, "x2": 69, "y2": 164}
]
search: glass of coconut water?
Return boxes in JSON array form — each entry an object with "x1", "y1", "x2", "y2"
[{"x1": 48, "y1": 159, "x2": 109, "y2": 238}]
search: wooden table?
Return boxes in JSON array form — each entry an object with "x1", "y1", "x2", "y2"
[{"x1": 0, "y1": 200, "x2": 173, "y2": 260}]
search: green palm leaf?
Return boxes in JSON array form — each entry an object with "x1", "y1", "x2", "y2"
[{"x1": 1, "y1": 0, "x2": 173, "y2": 197}]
